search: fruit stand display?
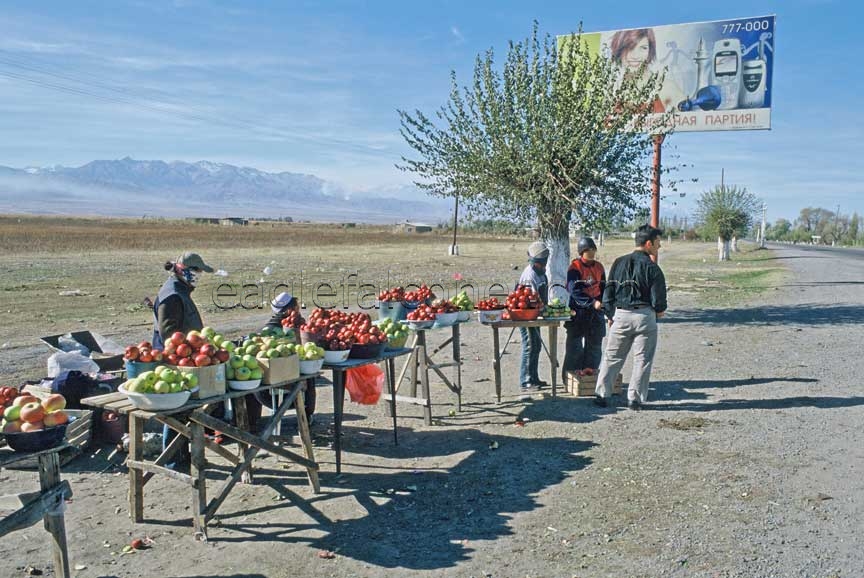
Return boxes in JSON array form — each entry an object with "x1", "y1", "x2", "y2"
[
  {"x1": 1, "y1": 391, "x2": 76, "y2": 578},
  {"x1": 542, "y1": 297, "x2": 571, "y2": 320}
]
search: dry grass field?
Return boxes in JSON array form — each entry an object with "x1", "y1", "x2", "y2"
[{"x1": 0, "y1": 215, "x2": 784, "y2": 382}]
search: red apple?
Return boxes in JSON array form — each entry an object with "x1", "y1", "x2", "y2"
[
  {"x1": 187, "y1": 333, "x2": 204, "y2": 349},
  {"x1": 20, "y1": 402, "x2": 46, "y2": 424},
  {"x1": 44, "y1": 410, "x2": 69, "y2": 427},
  {"x1": 176, "y1": 344, "x2": 192, "y2": 358},
  {"x1": 138, "y1": 352, "x2": 153, "y2": 363},
  {"x1": 194, "y1": 354, "x2": 211, "y2": 367},
  {"x1": 163, "y1": 341, "x2": 176, "y2": 355},
  {"x1": 166, "y1": 353, "x2": 180, "y2": 365},
  {"x1": 151, "y1": 349, "x2": 164, "y2": 361},
  {"x1": 178, "y1": 358, "x2": 195, "y2": 367},
  {"x1": 21, "y1": 421, "x2": 44, "y2": 432},
  {"x1": 169, "y1": 332, "x2": 186, "y2": 347},
  {"x1": 13, "y1": 395, "x2": 40, "y2": 408},
  {"x1": 200, "y1": 344, "x2": 217, "y2": 358},
  {"x1": 125, "y1": 345, "x2": 140, "y2": 361},
  {"x1": 137, "y1": 341, "x2": 152, "y2": 351},
  {"x1": 214, "y1": 349, "x2": 230, "y2": 363},
  {"x1": 42, "y1": 393, "x2": 66, "y2": 413}
]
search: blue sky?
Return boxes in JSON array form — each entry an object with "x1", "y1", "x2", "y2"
[{"x1": 0, "y1": 0, "x2": 860, "y2": 222}]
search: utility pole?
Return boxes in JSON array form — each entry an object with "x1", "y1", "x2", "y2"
[
  {"x1": 760, "y1": 203, "x2": 767, "y2": 248},
  {"x1": 448, "y1": 193, "x2": 460, "y2": 256},
  {"x1": 833, "y1": 204, "x2": 841, "y2": 246}
]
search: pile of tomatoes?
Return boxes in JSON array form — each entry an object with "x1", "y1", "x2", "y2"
[
  {"x1": 279, "y1": 309, "x2": 304, "y2": 329},
  {"x1": 403, "y1": 284, "x2": 435, "y2": 304},
  {"x1": 430, "y1": 299, "x2": 459, "y2": 314},
  {"x1": 301, "y1": 309, "x2": 387, "y2": 351},
  {"x1": 477, "y1": 297, "x2": 506, "y2": 311},
  {"x1": 406, "y1": 304, "x2": 437, "y2": 322},
  {"x1": 377, "y1": 287, "x2": 406, "y2": 302},
  {"x1": 506, "y1": 285, "x2": 542, "y2": 310},
  {"x1": 0, "y1": 386, "x2": 19, "y2": 414}
]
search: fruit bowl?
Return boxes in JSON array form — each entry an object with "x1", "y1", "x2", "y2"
[
  {"x1": 119, "y1": 384, "x2": 197, "y2": 411},
  {"x1": 299, "y1": 358, "x2": 325, "y2": 374},
  {"x1": 4, "y1": 423, "x2": 70, "y2": 453},
  {"x1": 227, "y1": 379, "x2": 262, "y2": 391},
  {"x1": 350, "y1": 342, "x2": 385, "y2": 359},
  {"x1": 477, "y1": 309, "x2": 505, "y2": 324},
  {"x1": 457, "y1": 310, "x2": 472, "y2": 322},
  {"x1": 323, "y1": 349, "x2": 351, "y2": 364},
  {"x1": 507, "y1": 308, "x2": 542, "y2": 321},
  {"x1": 434, "y1": 312, "x2": 460, "y2": 327},
  {"x1": 407, "y1": 320, "x2": 435, "y2": 330}
]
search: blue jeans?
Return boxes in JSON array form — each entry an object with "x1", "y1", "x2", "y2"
[
  {"x1": 562, "y1": 312, "x2": 606, "y2": 380},
  {"x1": 520, "y1": 326, "x2": 542, "y2": 387}
]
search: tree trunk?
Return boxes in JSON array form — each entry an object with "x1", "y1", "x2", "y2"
[
  {"x1": 731, "y1": 236, "x2": 739, "y2": 252},
  {"x1": 541, "y1": 220, "x2": 571, "y2": 303},
  {"x1": 717, "y1": 236, "x2": 731, "y2": 261}
]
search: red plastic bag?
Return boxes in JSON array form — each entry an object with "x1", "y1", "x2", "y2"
[{"x1": 345, "y1": 365, "x2": 384, "y2": 405}]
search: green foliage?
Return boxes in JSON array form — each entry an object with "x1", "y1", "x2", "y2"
[
  {"x1": 397, "y1": 22, "x2": 672, "y2": 239},
  {"x1": 694, "y1": 185, "x2": 759, "y2": 242}
]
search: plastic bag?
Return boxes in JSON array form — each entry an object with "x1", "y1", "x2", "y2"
[
  {"x1": 57, "y1": 335, "x2": 90, "y2": 355},
  {"x1": 345, "y1": 365, "x2": 384, "y2": 405},
  {"x1": 47, "y1": 351, "x2": 100, "y2": 377}
]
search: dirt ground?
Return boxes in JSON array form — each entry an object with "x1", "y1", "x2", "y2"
[{"x1": 2, "y1": 239, "x2": 861, "y2": 578}]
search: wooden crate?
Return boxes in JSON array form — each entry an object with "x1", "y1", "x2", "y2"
[
  {"x1": 258, "y1": 355, "x2": 299, "y2": 385},
  {"x1": 565, "y1": 372, "x2": 623, "y2": 397}
]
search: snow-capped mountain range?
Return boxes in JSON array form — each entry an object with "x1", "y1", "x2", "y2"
[{"x1": 0, "y1": 157, "x2": 451, "y2": 222}]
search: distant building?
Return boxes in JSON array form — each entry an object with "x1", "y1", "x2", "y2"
[
  {"x1": 396, "y1": 221, "x2": 433, "y2": 234},
  {"x1": 190, "y1": 218, "x2": 219, "y2": 225},
  {"x1": 220, "y1": 217, "x2": 249, "y2": 226}
]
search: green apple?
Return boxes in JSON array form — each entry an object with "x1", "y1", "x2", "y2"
[
  {"x1": 201, "y1": 327, "x2": 216, "y2": 340},
  {"x1": 169, "y1": 382, "x2": 183, "y2": 393},
  {"x1": 154, "y1": 380, "x2": 171, "y2": 394},
  {"x1": 162, "y1": 368, "x2": 178, "y2": 384},
  {"x1": 229, "y1": 355, "x2": 244, "y2": 369},
  {"x1": 212, "y1": 334, "x2": 224, "y2": 346},
  {"x1": 235, "y1": 366, "x2": 252, "y2": 381},
  {"x1": 185, "y1": 373, "x2": 199, "y2": 389},
  {"x1": 223, "y1": 341, "x2": 236, "y2": 353},
  {"x1": 250, "y1": 368, "x2": 263, "y2": 380},
  {"x1": 267, "y1": 349, "x2": 280, "y2": 359},
  {"x1": 154, "y1": 365, "x2": 168, "y2": 377},
  {"x1": 139, "y1": 371, "x2": 158, "y2": 388},
  {"x1": 242, "y1": 339, "x2": 254, "y2": 349},
  {"x1": 226, "y1": 365, "x2": 235, "y2": 380},
  {"x1": 242, "y1": 355, "x2": 258, "y2": 370}
]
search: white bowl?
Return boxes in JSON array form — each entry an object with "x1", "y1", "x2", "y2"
[
  {"x1": 457, "y1": 310, "x2": 471, "y2": 322},
  {"x1": 406, "y1": 320, "x2": 435, "y2": 330},
  {"x1": 119, "y1": 384, "x2": 197, "y2": 411},
  {"x1": 299, "y1": 358, "x2": 325, "y2": 374},
  {"x1": 478, "y1": 309, "x2": 505, "y2": 324},
  {"x1": 434, "y1": 312, "x2": 460, "y2": 327},
  {"x1": 227, "y1": 378, "x2": 262, "y2": 391},
  {"x1": 323, "y1": 349, "x2": 351, "y2": 364}
]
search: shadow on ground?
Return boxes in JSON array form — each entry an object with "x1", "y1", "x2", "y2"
[
  {"x1": 664, "y1": 304, "x2": 864, "y2": 326},
  {"x1": 650, "y1": 396, "x2": 864, "y2": 413},
  {"x1": 208, "y1": 419, "x2": 594, "y2": 571}
]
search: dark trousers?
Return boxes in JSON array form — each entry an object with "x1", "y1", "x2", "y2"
[{"x1": 562, "y1": 313, "x2": 606, "y2": 380}]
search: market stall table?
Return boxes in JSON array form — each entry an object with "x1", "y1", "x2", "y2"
[
  {"x1": 483, "y1": 318, "x2": 563, "y2": 400},
  {"x1": 323, "y1": 347, "x2": 413, "y2": 474},
  {"x1": 0, "y1": 444, "x2": 73, "y2": 578},
  {"x1": 391, "y1": 321, "x2": 465, "y2": 425},
  {"x1": 81, "y1": 375, "x2": 319, "y2": 540}
]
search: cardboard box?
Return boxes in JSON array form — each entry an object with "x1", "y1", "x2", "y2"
[
  {"x1": 178, "y1": 362, "x2": 227, "y2": 399},
  {"x1": 40, "y1": 330, "x2": 125, "y2": 371},
  {"x1": 258, "y1": 355, "x2": 299, "y2": 385},
  {"x1": 565, "y1": 371, "x2": 623, "y2": 397}
]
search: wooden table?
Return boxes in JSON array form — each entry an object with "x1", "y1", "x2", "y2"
[
  {"x1": 82, "y1": 376, "x2": 319, "y2": 540},
  {"x1": 0, "y1": 444, "x2": 73, "y2": 578},
  {"x1": 483, "y1": 319, "x2": 563, "y2": 400},
  {"x1": 323, "y1": 347, "x2": 413, "y2": 474},
  {"x1": 391, "y1": 322, "x2": 464, "y2": 425}
]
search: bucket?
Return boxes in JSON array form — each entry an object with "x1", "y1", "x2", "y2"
[
  {"x1": 377, "y1": 300, "x2": 406, "y2": 322},
  {"x1": 125, "y1": 359, "x2": 158, "y2": 379}
]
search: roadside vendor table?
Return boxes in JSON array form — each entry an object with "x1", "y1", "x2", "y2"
[
  {"x1": 324, "y1": 347, "x2": 413, "y2": 474},
  {"x1": 484, "y1": 319, "x2": 563, "y2": 400},
  {"x1": 82, "y1": 375, "x2": 319, "y2": 540},
  {"x1": 392, "y1": 322, "x2": 465, "y2": 425},
  {"x1": 0, "y1": 444, "x2": 73, "y2": 578}
]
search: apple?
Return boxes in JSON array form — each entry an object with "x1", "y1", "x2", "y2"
[
  {"x1": 212, "y1": 334, "x2": 224, "y2": 346},
  {"x1": 178, "y1": 358, "x2": 195, "y2": 367},
  {"x1": 43, "y1": 411, "x2": 69, "y2": 427},
  {"x1": 154, "y1": 365, "x2": 168, "y2": 377},
  {"x1": 215, "y1": 349, "x2": 230, "y2": 364},
  {"x1": 187, "y1": 333, "x2": 204, "y2": 349},
  {"x1": 235, "y1": 366, "x2": 252, "y2": 381},
  {"x1": 163, "y1": 341, "x2": 176, "y2": 355},
  {"x1": 2, "y1": 420, "x2": 22, "y2": 433},
  {"x1": 42, "y1": 394, "x2": 66, "y2": 413},
  {"x1": 139, "y1": 371, "x2": 158, "y2": 388},
  {"x1": 4, "y1": 405, "x2": 22, "y2": 422},
  {"x1": 151, "y1": 349, "x2": 164, "y2": 362},
  {"x1": 200, "y1": 344, "x2": 217, "y2": 358},
  {"x1": 184, "y1": 373, "x2": 199, "y2": 389},
  {"x1": 194, "y1": 354, "x2": 211, "y2": 367},
  {"x1": 167, "y1": 353, "x2": 180, "y2": 365},
  {"x1": 137, "y1": 341, "x2": 152, "y2": 351},
  {"x1": 169, "y1": 382, "x2": 183, "y2": 393},
  {"x1": 201, "y1": 327, "x2": 216, "y2": 340},
  {"x1": 169, "y1": 332, "x2": 186, "y2": 347},
  {"x1": 138, "y1": 352, "x2": 153, "y2": 363},
  {"x1": 226, "y1": 366, "x2": 235, "y2": 380},
  {"x1": 162, "y1": 368, "x2": 178, "y2": 384},
  {"x1": 229, "y1": 355, "x2": 245, "y2": 369},
  {"x1": 13, "y1": 395, "x2": 40, "y2": 408},
  {"x1": 250, "y1": 368, "x2": 263, "y2": 380},
  {"x1": 154, "y1": 380, "x2": 171, "y2": 394},
  {"x1": 242, "y1": 355, "x2": 258, "y2": 370},
  {"x1": 223, "y1": 341, "x2": 236, "y2": 353},
  {"x1": 176, "y1": 344, "x2": 192, "y2": 358},
  {"x1": 20, "y1": 402, "x2": 46, "y2": 424},
  {"x1": 266, "y1": 349, "x2": 280, "y2": 359},
  {"x1": 125, "y1": 345, "x2": 140, "y2": 361},
  {"x1": 21, "y1": 421, "x2": 44, "y2": 432}
]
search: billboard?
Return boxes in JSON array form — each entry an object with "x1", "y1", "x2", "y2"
[{"x1": 575, "y1": 15, "x2": 775, "y2": 132}]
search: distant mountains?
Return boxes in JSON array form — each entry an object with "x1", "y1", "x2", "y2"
[{"x1": 0, "y1": 157, "x2": 451, "y2": 223}]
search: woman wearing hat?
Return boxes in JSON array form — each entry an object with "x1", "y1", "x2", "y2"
[
  {"x1": 517, "y1": 241, "x2": 550, "y2": 394},
  {"x1": 245, "y1": 292, "x2": 317, "y2": 431},
  {"x1": 152, "y1": 252, "x2": 214, "y2": 349}
]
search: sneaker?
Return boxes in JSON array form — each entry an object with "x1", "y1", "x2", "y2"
[
  {"x1": 532, "y1": 380, "x2": 550, "y2": 390},
  {"x1": 519, "y1": 384, "x2": 536, "y2": 400},
  {"x1": 593, "y1": 395, "x2": 608, "y2": 408},
  {"x1": 627, "y1": 399, "x2": 642, "y2": 411}
]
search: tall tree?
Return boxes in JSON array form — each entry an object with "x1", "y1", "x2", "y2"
[
  {"x1": 398, "y1": 23, "x2": 671, "y2": 297},
  {"x1": 694, "y1": 184, "x2": 759, "y2": 261}
]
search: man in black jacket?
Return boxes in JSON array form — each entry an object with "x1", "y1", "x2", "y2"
[{"x1": 594, "y1": 225, "x2": 667, "y2": 410}]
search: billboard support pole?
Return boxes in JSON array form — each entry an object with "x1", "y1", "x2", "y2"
[{"x1": 650, "y1": 134, "x2": 664, "y2": 262}]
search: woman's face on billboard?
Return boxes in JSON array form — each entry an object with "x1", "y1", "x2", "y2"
[{"x1": 624, "y1": 37, "x2": 651, "y2": 70}]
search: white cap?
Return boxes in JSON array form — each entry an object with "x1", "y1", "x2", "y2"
[{"x1": 270, "y1": 291, "x2": 295, "y2": 314}]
